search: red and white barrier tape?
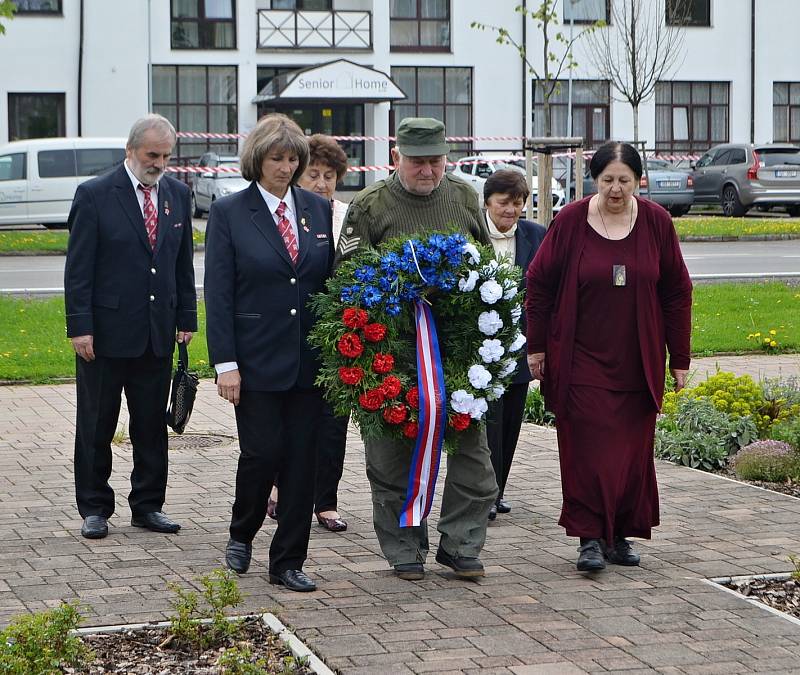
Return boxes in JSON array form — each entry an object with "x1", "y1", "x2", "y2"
[{"x1": 176, "y1": 131, "x2": 526, "y2": 142}]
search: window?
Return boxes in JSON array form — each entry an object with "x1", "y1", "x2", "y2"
[
  {"x1": 152, "y1": 65, "x2": 238, "y2": 161},
  {"x1": 773, "y1": 82, "x2": 800, "y2": 144},
  {"x1": 8, "y1": 93, "x2": 65, "y2": 140},
  {"x1": 38, "y1": 149, "x2": 76, "y2": 178},
  {"x1": 171, "y1": 0, "x2": 236, "y2": 49},
  {"x1": 390, "y1": 0, "x2": 450, "y2": 52},
  {"x1": 655, "y1": 81, "x2": 729, "y2": 153},
  {"x1": 77, "y1": 148, "x2": 126, "y2": 177},
  {"x1": 12, "y1": 0, "x2": 61, "y2": 14},
  {"x1": 666, "y1": 0, "x2": 710, "y2": 26},
  {"x1": 391, "y1": 66, "x2": 472, "y2": 157},
  {"x1": 532, "y1": 79, "x2": 610, "y2": 149},
  {"x1": 0, "y1": 154, "x2": 26, "y2": 181},
  {"x1": 563, "y1": 0, "x2": 609, "y2": 23},
  {"x1": 270, "y1": 0, "x2": 332, "y2": 8}
]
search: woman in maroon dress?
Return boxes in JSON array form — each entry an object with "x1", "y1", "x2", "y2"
[{"x1": 525, "y1": 142, "x2": 692, "y2": 572}]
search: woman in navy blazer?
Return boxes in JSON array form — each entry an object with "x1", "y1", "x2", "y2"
[
  {"x1": 482, "y1": 170, "x2": 546, "y2": 521},
  {"x1": 204, "y1": 114, "x2": 333, "y2": 592}
]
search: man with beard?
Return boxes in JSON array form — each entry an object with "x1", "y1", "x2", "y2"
[
  {"x1": 335, "y1": 117, "x2": 496, "y2": 580},
  {"x1": 65, "y1": 114, "x2": 197, "y2": 540}
]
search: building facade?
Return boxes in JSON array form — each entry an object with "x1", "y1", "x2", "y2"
[{"x1": 1, "y1": 0, "x2": 798, "y2": 188}]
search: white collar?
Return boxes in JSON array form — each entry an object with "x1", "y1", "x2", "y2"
[
  {"x1": 256, "y1": 182, "x2": 295, "y2": 216},
  {"x1": 485, "y1": 211, "x2": 517, "y2": 239},
  {"x1": 124, "y1": 159, "x2": 159, "y2": 195}
]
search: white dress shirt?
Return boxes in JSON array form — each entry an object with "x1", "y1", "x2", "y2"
[
  {"x1": 485, "y1": 211, "x2": 517, "y2": 263},
  {"x1": 123, "y1": 160, "x2": 159, "y2": 217}
]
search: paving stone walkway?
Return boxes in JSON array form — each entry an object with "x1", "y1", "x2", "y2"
[{"x1": 1, "y1": 355, "x2": 800, "y2": 673}]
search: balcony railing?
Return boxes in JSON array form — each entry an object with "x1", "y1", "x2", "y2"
[{"x1": 257, "y1": 10, "x2": 372, "y2": 50}]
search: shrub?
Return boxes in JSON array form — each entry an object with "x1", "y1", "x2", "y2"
[
  {"x1": 761, "y1": 376, "x2": 800, "y2": 428},
  {"x1": 217, "y1": 645, "x2": 269, "y2": 674},
  {"x1": 523, "y1": 386, "x2": 555, "y2": 426},
  {"x1": 768, "y1": 417, "x2": 800, "y2": 451},
  {"x1": 0, "y1": 602, "x2": 92, "y2": 674},
  {"x1": 732, "y1": 440, "x2": 800, "y2": 482}
]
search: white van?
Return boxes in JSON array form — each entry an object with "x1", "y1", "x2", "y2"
[{"x1": 0, "y1": 137, "x2": 126, "y2": 228}]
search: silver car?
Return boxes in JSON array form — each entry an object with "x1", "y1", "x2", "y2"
[
  {"x1": 191, "y1": 153, "x2": 249, "y2": 217},
  {"x1": 691, "y1": 143, "x2": 800, "y2": 217}
]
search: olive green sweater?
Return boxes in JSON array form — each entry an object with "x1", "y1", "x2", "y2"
[{"x1": 334, "y1": 172, "x2": 489, "y2": 266}]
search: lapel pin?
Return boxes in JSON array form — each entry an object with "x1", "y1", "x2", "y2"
[
  {"x1": 303, "y1": 225, "x2": 310, "y2": 232},
  {"x1": 300, "y1": 217, "x2": 306, "y2": 226},
  {"x1": 164, "y1": 201, "x2": 170, "y2": 216}
]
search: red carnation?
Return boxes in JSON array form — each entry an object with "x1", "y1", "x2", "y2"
[
  {"x1": 379, "y1": 375, "x2": 402, "y2": 399},
  {"x1": 337, "y1": 332, "x2": 364, "y2": 359},
  {"x1": 338, "y1": 366, "x2": 364, "y2": 386},
  {"x1": 450, "y1": 413, "x2": 471, "y2": 431},
  {"x1": 342, "y1": 307, "x2": 368, "y2": 329},
  {"x1": 372, "y1": 352, "x2": 395, "y2": 374},
  {"x1": 402, "y1": 420, "x2": 419, "y2": 439},
  {"x1": 358, "y1": 388, "x2": 385, "y2": 412},
  {"x1": 383, "y1": 404, "x2": 408, "y2": 425},
  {"x1": 405, "y1": 386, "x2": 420, "y2": 410},
  {"x1": 363, "y1": 322, "x2": 387, "y2": 343}
]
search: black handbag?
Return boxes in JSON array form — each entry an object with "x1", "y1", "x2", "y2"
[{"x1": 166, "y1": 341, "x2": 199, "y2": 434}]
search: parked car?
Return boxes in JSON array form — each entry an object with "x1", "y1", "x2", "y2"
[
  {"x1": 0, "y1": 137, "x2": 126, "y2": 227},
  {"x1": 568, "y1": 159, "x2": 694, "y2": 217},
  {"x1": 691, "y1": 143, "x2": 800, "y2": 217},
  {"x1": 450, "y1": 154, "x2": 566, "y2": 213},
  {"x1": 191, "y1": 152, "x2": 248, "y2": 217}
]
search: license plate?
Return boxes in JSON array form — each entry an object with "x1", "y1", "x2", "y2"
[
  {"x1": 775, "y1": 170, "x2": 797, "y2": 178},
  {"x1": 657, "y1": 180, "x2": 681, "y2": 189}
]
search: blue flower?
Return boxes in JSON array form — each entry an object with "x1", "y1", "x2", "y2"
[
  {"x1": 354, "y1": 265, "x2": 377, "y2": 283},
  {"x1": 378, "y1": 275, "x2": 394, "y2": 292},
  {"x1": 380, "y1": 252, "x2": 402, "y2": 273},
  {"x1": 400, "y1": 284, "x2": 421, "y2": 301},
  {"x1": 340, "y1": 285, "x2": 358, "y2": 303},
  {"x1": 361, "y1": 286, "x2": 383, "y2": 307},
  {"x1": 437, "y1": 271, "x2": 457, "y2": 291},
  {"x1": 385, "y1": 297, "x2": 402, "y2": 316}
]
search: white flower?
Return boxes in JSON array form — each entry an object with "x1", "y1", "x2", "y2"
[
  {"x1": 478, "y1": 339, "x2": 504, "y2": 363},
  {"x1": 509, "y1": 332, "x2": 527, "y2": 352},
  {"x1": 458, "y1": 269, "x2": 479, "y2": 292},
  {"x1": 478, "y1": 310, "x2": 504, "y2": 336},
  {"x1": 510, "y1": 304, "x2": 522, "y2": 323},
  {"x1": 479, "y1": 279, "x2": 504, "y2": 304},
  {"x1": 490, "y1": 385, "x2": 506, "y2": 400},
  {"x1": 499, "y1": 359, "x2": 518, "y2": 378},
  {"x1": 462, "y1": 242, "x2": 480, "y2": 265},
  {"x1": 503, "y1": 279, "x2": 518, "y2": 300},
  {"x1": 450, "y1": 389, "x2": 475, "y2": 414},
  {"x1": 468, "y1": 364, "x2": 492, "y2": 389},
  {"x1": 481, "y1": 259, "x2": 500, "y2": 276},
  {"x1": 469, "y1": 397, "x2": 489, "y2": 419}
]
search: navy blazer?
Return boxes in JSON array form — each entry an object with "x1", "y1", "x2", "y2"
[
  {"x1": 64, "y1": 164, "x2": 197, "y2": 358},
  {"x1": 204, "y1": 182, "x2": 334, "y2": 392},
  {"x1": 512, "y1": 218, "x2": 547, "y2": 384}
]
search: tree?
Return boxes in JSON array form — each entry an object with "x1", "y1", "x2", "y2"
[
  {"x1": 0, "y1": 0, "x2": 15, "y2": 35},
  {"x1": 584, "y1": 0, "x2": 689, "y2": 143},
  {"x1": 471, "y1": 2, "x2": 601, "y2": 137}
]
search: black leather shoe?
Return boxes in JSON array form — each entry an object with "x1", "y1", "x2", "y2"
[
  {"x1": 605, "y1": 537, "x2": 640, "y2": 566},
  {"x1": 269, "y1": 569, "x2": 316, "y2": 592},
  {"x1": 130, "y1": 511, "x2": 181, "y2": 534},
  {"x1": 225, "y1": 538, "x2": 252, "y2": 574},
  {"x1": 495, "y1": 498, "x2": 511, "y2": 514},
  {"x1": 576, "y1": 538, "x2": 606, "y2": 572},
  {"x1": 81, "y1": 515, "x2": 108, "y2": 539},
  {"x1": 435, "y1": 548, "x2": 485, "y2": 578},
  {"x1": 488, "y1": 504, "x2": 497, "y2": 521},
  {"x1": 393, "y1": 563, "x2": 425, "y2": 580}
]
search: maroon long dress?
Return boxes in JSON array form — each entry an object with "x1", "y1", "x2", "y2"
[{"x1": 558, "y1": 223, "x2": 659, "y2": 543}]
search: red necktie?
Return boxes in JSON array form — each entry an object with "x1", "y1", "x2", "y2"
[
  {"x1": 138, "y1": 183, "x2": 158, "y2": 250},
  {"x1": 276, "y1": 200, "x2": 298, "y2": 264}
]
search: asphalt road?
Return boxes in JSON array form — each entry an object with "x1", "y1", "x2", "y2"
[{"x1": 1, "y1": 240, "x2": 799, "y2": 294}]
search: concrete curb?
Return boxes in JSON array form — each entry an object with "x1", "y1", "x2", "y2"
[
  {"x1": 72, "y1": 612, "x2": 334, "y2": 675},
  {"x1": 704, "y1": 573, "x2": 800, "y2": 630}
]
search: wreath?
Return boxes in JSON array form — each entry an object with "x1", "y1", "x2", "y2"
[
  {"x1": 309, "y1": 234, "x2": 525, "y2": 453},
  {"x1": 309, "y1": 232, "x2": 525, "y2": 455}
]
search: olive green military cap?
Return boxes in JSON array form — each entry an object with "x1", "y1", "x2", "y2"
[{"x1": 395, "y1": 117, "x2": 450, "y2": 156}]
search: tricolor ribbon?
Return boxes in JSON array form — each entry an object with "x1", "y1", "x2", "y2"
[{"x1": 399, "y1": 300, "x2": 447, "y2": 527}]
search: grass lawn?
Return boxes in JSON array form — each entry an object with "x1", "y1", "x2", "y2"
[
  {"x1": 0, "y1": 228, "x2": 205, "y2": 255},
  {"x1": 673, "y1": 217, "x2": 800, "y2": 238},
  {"x1": 1, "y1": 282, "x2": 798, "y2": 382}
]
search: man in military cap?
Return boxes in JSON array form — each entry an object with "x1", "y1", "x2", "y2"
[{"x1": 335, "y1": 117, "x2": 497, "y2": 580}]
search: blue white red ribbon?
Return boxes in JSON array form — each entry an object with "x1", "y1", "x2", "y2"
[{"x1": 399, "y1": 300, "x2": 447, "y2": 528}]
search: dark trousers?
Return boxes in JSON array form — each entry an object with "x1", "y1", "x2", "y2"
[
  {"x1": 486, "y1": 382, "x2": 529, "y2": 498},
  {"x1": 314, "y1": 405, "x2": 349, "y2": 513},
  {"x1": 74, "y1": 345, "x2": 172, "y2": 518},
  {"x1": 231, "y1": 387, "x2": 323, "y2": 575}
]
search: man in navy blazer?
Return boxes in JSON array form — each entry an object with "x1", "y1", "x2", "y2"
[
  {"x1": 65, "y1": 114, "x2": 197, "y2": 540},
  {"x1": 481, "y1": 170, "x2": 546, "y2": 520}
]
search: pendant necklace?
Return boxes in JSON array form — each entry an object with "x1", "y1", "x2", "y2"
[{"x1": 597, "y1": 198, "x2": 635, "y2": 287}]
